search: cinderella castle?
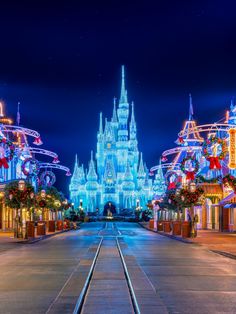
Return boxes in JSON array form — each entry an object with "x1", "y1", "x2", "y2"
[{"x1": 69, "y1": 66, "x2": 153, "y2": 212}]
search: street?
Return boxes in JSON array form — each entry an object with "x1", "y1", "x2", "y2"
[{"x1": 0, "y1": 222, "x2": 236, "y2": 313}]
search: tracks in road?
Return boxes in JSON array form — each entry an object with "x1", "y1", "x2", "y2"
[{"x1": 73, "y1": 222, "x2": 140, "y2": 314}]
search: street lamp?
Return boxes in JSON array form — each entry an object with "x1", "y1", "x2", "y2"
[
  {"x1": 41, "y1": 189, "x2": 46, "y2": 198},
  {"x1": 40, "y1": 190, "x2": 46, "y2": 221},
  {"x1": 18, "y1": 180, "x2": 26, "y2": 238},
  {"x1": 189, "y1": 182, "x2": 196, "y2": 237}
]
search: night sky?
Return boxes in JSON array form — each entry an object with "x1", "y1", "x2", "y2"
[{"x1": 0, "y1": 1, "x2": 236, "y2": 195}]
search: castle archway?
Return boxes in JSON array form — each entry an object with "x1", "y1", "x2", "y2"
[{"x1": 103, "y1": 201, "x2": 116, "y2": 216}]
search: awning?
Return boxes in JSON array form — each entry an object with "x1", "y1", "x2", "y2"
[
  {"x1": 224, "y1": 203, "x2": 236, "y2": 208},
  {"x1": 219, "y1": 192, "x2": 236, "y2": 205},
  {"x1": 198, "y1": 183, "x2": 223, "y2": 197}
]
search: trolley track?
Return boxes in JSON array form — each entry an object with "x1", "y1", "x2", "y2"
[{"x1": 73, "y1": 222, "x2": 140, "y2": 314}]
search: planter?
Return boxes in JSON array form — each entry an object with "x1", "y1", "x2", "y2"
[
  {"x1": 48, "y1": 220, "x2": 56, "y2": 232},
  {"x1": 163, "y1": 221, "x2": 171, "y2": 233},
  {"x1": 37, "y1": 222, "x2": 46, "y2": 236},
  {"x1": 181, "y1": 221, "x2": 191, "y2": 238},
  {"x1": 57, "y1": 220, "x2": 63, "y2": 230},
  {"x1": 149, "y1": 219, "x2": 154, "y2": 229},
  {"x1": 172, "y1": 221, "x2": 181, "y2": 236},
  {"x1": 157, "y1": 221, "x2": 163, "y2": 231},
  {"x1": 27, "y1": 221, "x2": 35, "y2": 238}
]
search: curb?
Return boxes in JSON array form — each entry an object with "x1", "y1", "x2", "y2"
[
  {"x1": 138, "y1": 222, "x2": 194, "y2": 244},
  {"x1": 16, "y1": 228, "x2": 75, "y2": 245}
]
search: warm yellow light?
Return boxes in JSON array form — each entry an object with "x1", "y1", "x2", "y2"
[{"x1": 228, "y1": 128, "x2": 236, "y2": 169}]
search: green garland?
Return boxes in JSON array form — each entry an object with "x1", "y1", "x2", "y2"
[
  {"x1": 4, "y1": 181, "x2": 35, "y2": 209},
  {"x1": 223, "y1": 174, "x2": 236, "y2": 192},
  {"x1": 196, "y1": 174, "x2": 222, "y2": 184}
]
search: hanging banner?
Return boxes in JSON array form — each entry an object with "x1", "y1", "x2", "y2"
[{"x1": 228, "y1": 128, "x2": 236, "y2": 169}]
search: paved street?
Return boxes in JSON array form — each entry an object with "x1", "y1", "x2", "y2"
[{"x1": 1, "y1": 222, "x2": 236, "y2": 313}]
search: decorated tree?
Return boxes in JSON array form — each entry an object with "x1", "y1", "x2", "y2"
[{"x1": 4, "y1": 181, "x2": 35, "y2": 209}]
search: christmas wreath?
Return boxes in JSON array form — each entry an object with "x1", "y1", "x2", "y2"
[
  {"x1": 202, "y1": 136, "x2": 227, "y2": 169},
  {"x1": 0, "y1": 136, "x2": 15, "y2": 169},
  {"x1": 22, "y1": 158, "x2": 40, "y2": 176},
  {"x1": 180, "y1": 156, "x2": 199, "y2": 180},
  {"x1": 223, "y1": 174, "x2": 236, "y2": 192},
  {"x1": 40, "y1": 171, "x2": 56, "y2": 186}
]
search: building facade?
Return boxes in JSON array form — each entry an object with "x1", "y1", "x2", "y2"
[{"x1": 69, "y1": 66, "x2": 152, "y2": 212}]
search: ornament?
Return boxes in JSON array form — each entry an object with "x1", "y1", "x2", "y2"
[
  {"x1": 66, "y1": 171, "x2": 71, "y2": 176},
  {"x1": 175, "y1": 137, "x2": 185, "y2": 145},
  {"x1": 33, "y1": 137, "x2": 43, "y2": 145},
  {"x1": 38, "y1": 199, "x2": 47, "y2": 208},
  {"x1": 52, "y1": 157, "x2": 60, "y2": 164},
  {"x1": 161, "y1": 156, "x2": 168, "y2": 162}
]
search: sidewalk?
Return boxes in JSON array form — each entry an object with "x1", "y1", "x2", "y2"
[
  {"x1": 0, "y1": 228, "x2": 73, "y2": 245},
  {"x1": 140, "y1": 222, "x2": 236, "y2": 259}
]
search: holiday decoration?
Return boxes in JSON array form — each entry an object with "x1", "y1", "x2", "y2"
[
  {"x1": 178, "y1": 187, "x2": 204, "y2": 207},
  {"x1": 161, "y1": 156, "x2": 168, "y2": 162},
  {"x1": 38, "y1": 199, "x2": 47, "y2": 208},
  {"x1": 180, "y1": 156, "x2": 199, "y2": 180},
  {"x1": 223, "y1": 174, "x2": 236, "y2": 192},
  {"x1": 40, "y1": 171, "x2": 56, "y2": 186},
  {"x1": 195, "y1": 174, "x2": 222, "y2": 184},
  {"x1": 33, "y1": 136, "x2": 43, "y2": 145},
  {"x1": 52, "y1": 157, "x2": 60, "y2": 164},
  {"x1": 0, "y1": 136, "x2": 15, "y2": 169},
  {"x1": 175, "y1": 136, "x2": 185, "y2": 145},
  {"x1": 228, "y1": 128, "x2": 236, "y2": 169},
  {"x1": 22, "y1": 158, "x2": 40, "y2": 176},
  {"x1": 202, "y1": 136, "x2": 227, "y2": 169},
  {"x1": 4, "y1": 181, "x2": 35, "y2": 209},
  {"x1": 165, "y1": 171, "x2": 178, "y2": 190}
]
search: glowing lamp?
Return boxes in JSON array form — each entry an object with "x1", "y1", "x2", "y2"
[
  {"x1": 18, "y1": 180, "x2": 25, "y2": 191},
  {"x1": 228, "y1": 128, "x2": 236, "y2": 169},
  {"x1": 189, "y1": 182, "x2": 196, "y2": 193},
  {"x1": 41, "y1": 190, "x2": 46, "y2": 198}
]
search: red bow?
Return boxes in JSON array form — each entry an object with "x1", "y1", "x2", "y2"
[
  {"x1": 0, "y1": 157, "x2": 9, "y2": 169},
  {"x1": 208, "y1": 156, "x2": 221, "y2": 170},
  {"x1": 186, "y1": 171, "x2": 195, "y2": 180},
  {"x1": 168, "y1": 182, "x2": 176, "y2": 190}
]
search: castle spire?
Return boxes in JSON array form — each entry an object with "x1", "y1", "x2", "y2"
[
  {"x1": 138, "y1": 153, "x2": 146, "y2": 178},
  {"x1": 189, "y1": 93, "x2": 194, "y2": 121},
  {"x1": 130, "y1": 101, "x2": 136, "y2": 125},
  {"x1": 71, "y1": 154, "x2": 80, "y2": 182},
  {"x1": 119, "y1": 65, "x2": 128, "y2": 105},
  {"x1": 99, "y1": 112, "x2": 103, "y2": 134},
  {"x1": 112, "y1": 98, "x2": 118, "y2": 123},
  {"x1": 17, "y1": 102, "x2": 20, "y2": 126},
  {"x1": 87, "y1": 150, "x2": 98, "y2": 181}
]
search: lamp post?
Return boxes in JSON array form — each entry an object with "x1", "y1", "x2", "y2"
[
  {"x1": 18, "y1": 180, "x2": 25, "y2": 238},
  {"x1": 40, "y1": 189, "x2": 46, "y2": 221},
  {"x1": 10, "y1": 193, "x2": 18, "y2": 238},
  {"x1": 189, "y1": 182, "x2": 196, "y2": 238}
]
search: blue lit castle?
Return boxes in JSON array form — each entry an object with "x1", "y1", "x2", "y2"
[{"x1": 69, "y1": 66, "x2": 152, "y2": 212}]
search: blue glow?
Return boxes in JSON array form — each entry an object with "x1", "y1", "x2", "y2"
[{"x1": 69, "y1": 66, "x2": 153, "y2": 212}]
